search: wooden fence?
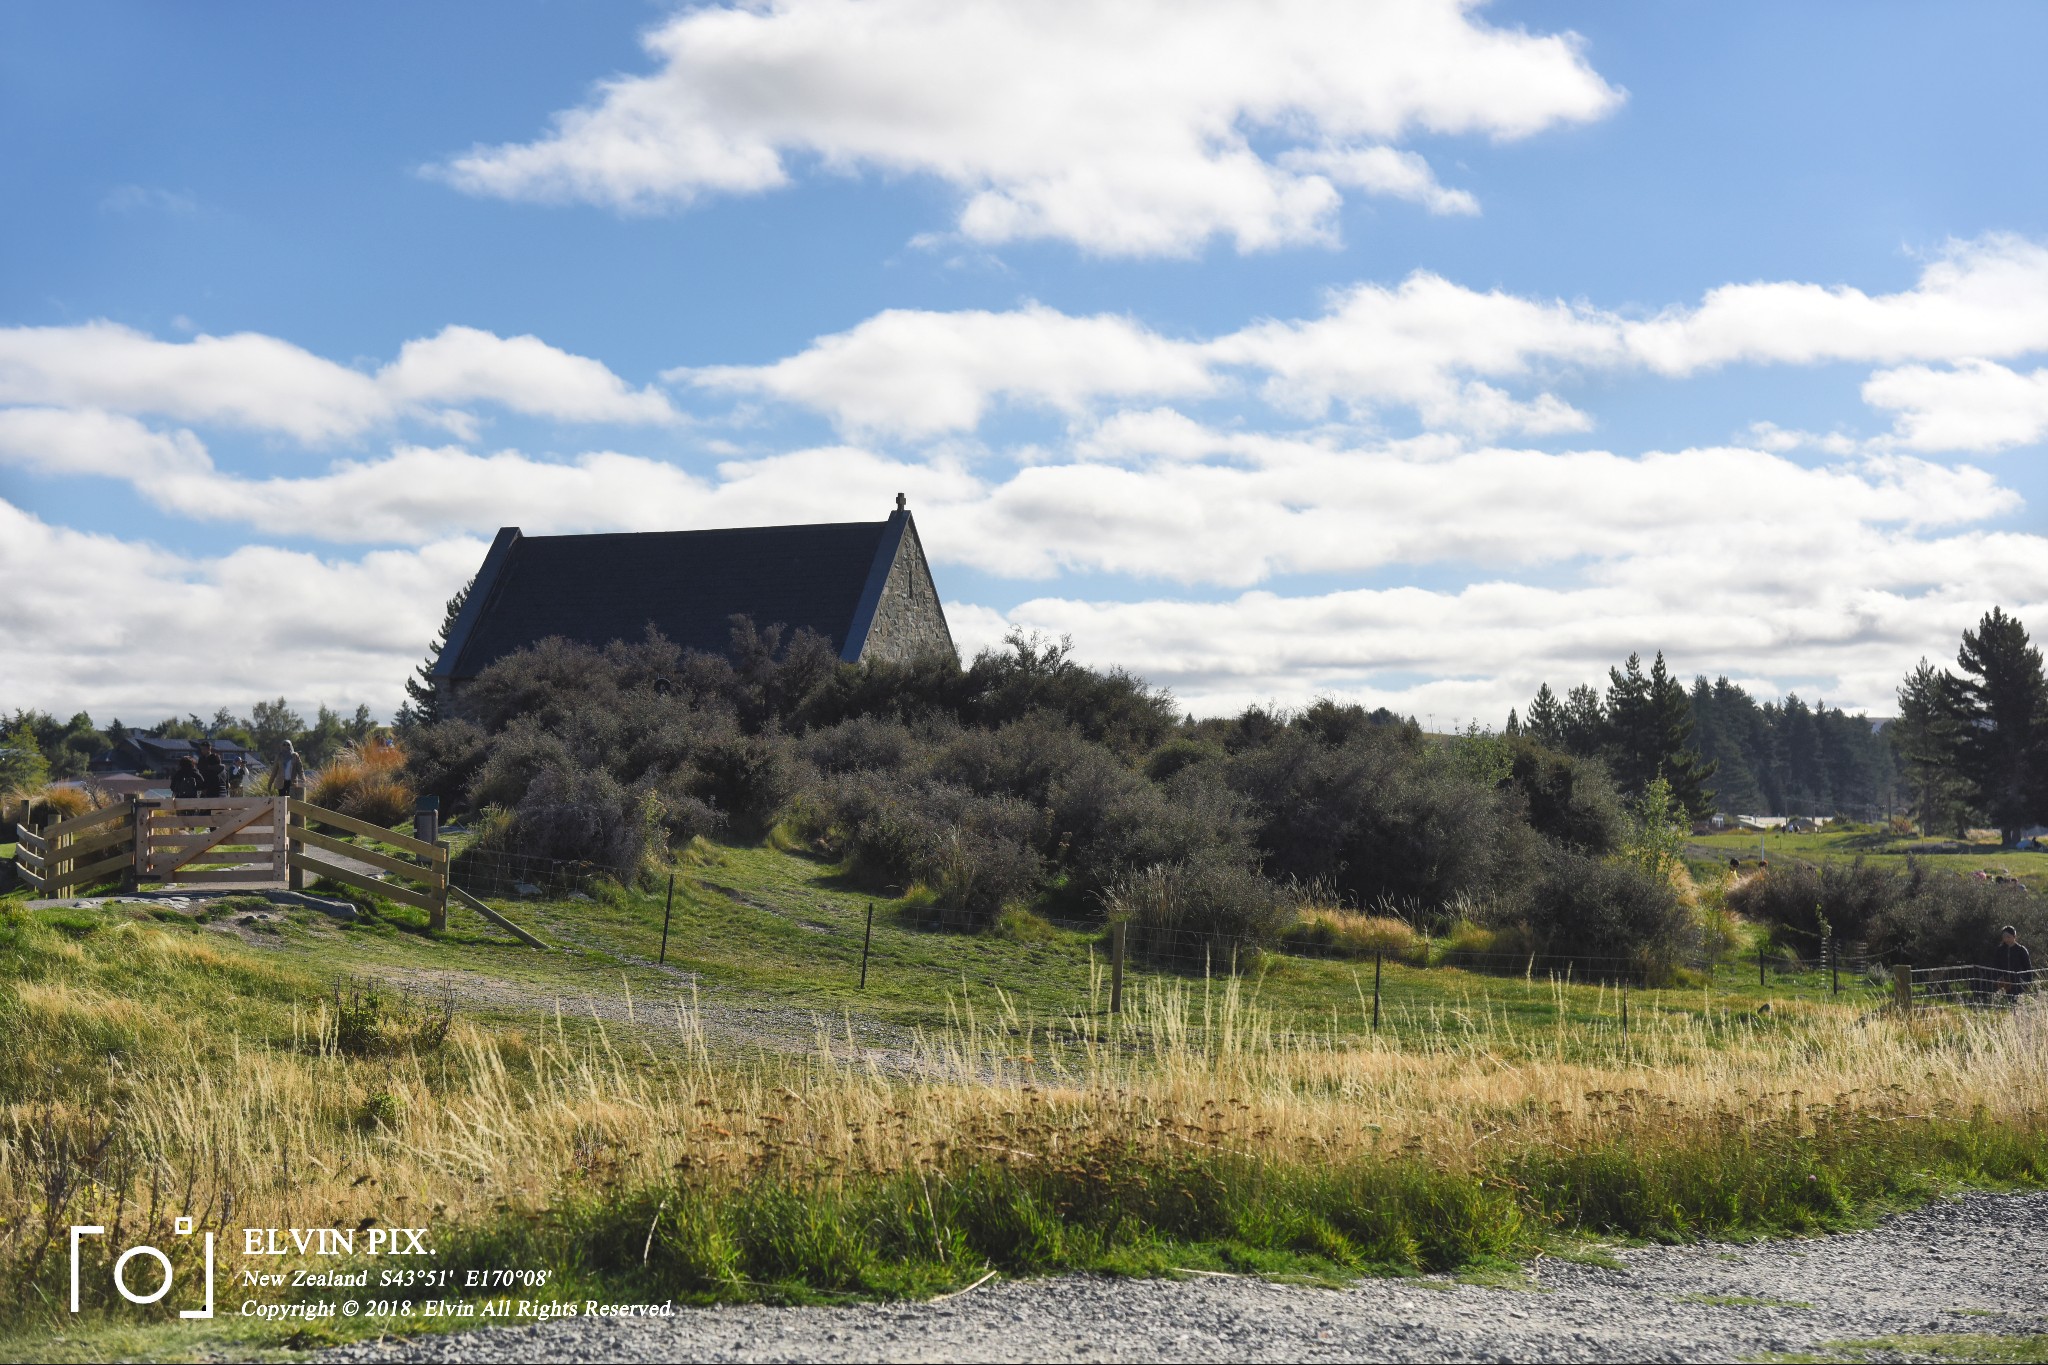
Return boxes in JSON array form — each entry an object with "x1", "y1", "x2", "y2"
[{"x1": 15, "y1": 793, "x2": 452, "y2": 932}]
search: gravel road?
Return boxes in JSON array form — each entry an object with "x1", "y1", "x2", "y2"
[{"x1": 319, "y1": 1191, "x2": 2048, "y2": 1363}]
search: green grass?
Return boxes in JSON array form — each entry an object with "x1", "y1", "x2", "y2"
[
  {"x1": 4, "y1": 833, "x2": 1888, "y2": 1074},
  {"x1": 1692, "y1": 826, "x2": 2048, "y2": 892}
]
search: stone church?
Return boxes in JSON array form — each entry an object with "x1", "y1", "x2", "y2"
[{"x1": 429, "y1": 495, "x2": 954, "y2": 685}]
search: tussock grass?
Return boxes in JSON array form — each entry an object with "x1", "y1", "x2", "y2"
[
  {"x1": 1283, "y1": 907, "x2": 1425, "y2": 962},
  {"x1": 2, "y1": 900, "x2": 2045, "y2": 1337},
  {"x1": 306, "y1": 740, "x2": 414, "y2": 825}
]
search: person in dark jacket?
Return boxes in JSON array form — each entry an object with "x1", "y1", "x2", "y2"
[
  {"x1": 195, "y1": 741, "x2": 227, "y2": 798},
  {"x1": 1989, "y1": 926, "x2": 2032, "y2": 1002},
  {"x1": 170, "y1": 754, "x2": 202, "y2": 799}
]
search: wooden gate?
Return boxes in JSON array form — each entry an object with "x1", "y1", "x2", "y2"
[
  {"x1": 141, "y1": 797, "x2": 288, "y2": 889},
  {"x1": 11, "y1": 793, "x2": 541, "y2": 943}
]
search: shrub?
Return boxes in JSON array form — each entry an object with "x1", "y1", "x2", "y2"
[
  {"x1": 19, "y1": 785, "x2": 93, "y2": 823},
  {"x1": 1724, "y1": 859, "x2": 1904, "y2": 947},
  {"x1": 1865, "y1": 865, "x2": 2048, "y2": 968},
  {"x1": 1283, "y1": 908, "x2": 1425, "y2": 963},
  {"x1": 505, "y1": 764, "x2": 661, "y2": 878},
  {"x1": 1434, "y1": 917, "x2": 1535, "y2": 969},
  {"x1": 1106, "y1": 857, "x2": 1288, "y2": 967},
  {"x1": 1229, "y1": 727, "x2": 1540, "y2": 919},
  {"x1": 836, "y1": 777, "x2": 1041, "y2": 925},
  {"x1": 1517, "y1": 848, "x2": 1694, "y2": 981},
  {"x1": 308, "y1": 741, "x2": 415, "y2": 826}
]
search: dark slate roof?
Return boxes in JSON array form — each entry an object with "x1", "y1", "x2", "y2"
[
  {"x1": 433, "y1": 516, "x2": 907, "y2": 681},
  {"x1": 98, "y1": 735, "x2": 262, "y2": 772}
]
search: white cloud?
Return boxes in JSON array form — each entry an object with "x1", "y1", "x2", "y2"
[
  {"x1": 0, "y1": 407, "x2": 211, "y2": 479},
  {"x1": 0, "y1": 497, "x2": 480, "y2": 719},
  {"x1": 990, "y1": 537, "x2": 2048, "y2": 719},
  {"x1": 1279, "y1": 146, "x2": 1479, "y2": 217},
  {"x1": 4, "y1": 422, "x2": 2040, "y2": 719},
  {"x1": 0, "y1": 321, "x2": 675, "y2": 442},
  {"x1": 682, "y1": 235, "x2": 2048, "y2": 446},
  {"x1": 0, "y1": 321, "x2": 389, "y2": 443},
  {"x1": 680, "y1": 305, "x2": 1214, "y2": 435},
  {"x1": 1862, "y1": 359, "x2": 2048, "y2": 452},
  {"x1": 381, "y1": 326, "x2": 677, "y2": 425},
  {"x1": 434, "y1": 0, "x2": 1619, "y2": 255},
  {"x1": 1623, "y1": 234, "x2": 2048, "y2": 374}
]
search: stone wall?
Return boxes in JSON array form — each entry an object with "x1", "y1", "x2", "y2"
[{"x1": 860, "y1": 522, "x2": 955, "y2": 663}]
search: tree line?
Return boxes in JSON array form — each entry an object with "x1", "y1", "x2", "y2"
[
  {"x1": 0, "y1": 699, "x2": 380, "y2": 791},
  {"x1": 1509, "y1": 608, "x2": 2048, "y2": 838}
]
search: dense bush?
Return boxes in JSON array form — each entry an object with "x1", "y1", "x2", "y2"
[
  {"x1": 409, "y1": 624, "x2": 1720, "y2": 967},
  {"x1": 1866, "y1": 866, "x2": 2047, "y2": 968},
  {"x1": 1728, "y1": 858, "x2": 2047, "y2": 967},
  {"x1": 1517, "y1": 847, "x2": 1694, "y2": 979},
  {"x1": 1723, "y1": 859, "x2": 1902, "y2": 948},
  {"x1": 1224, "y1": 726, "x2": 1538, "y2": 917},
  {"x1": 1106, "y1": 857, "x2": 1289, "y2": 965}
]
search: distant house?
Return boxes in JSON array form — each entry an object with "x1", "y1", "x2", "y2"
[
  {"x1": 1736, "y1": 815, "x2": 1788, "y2": 832},
  {"x1": 429, "y1": 496, "x2": 955, "y2": 689},
  {"x1": 95, "y1": 734, "x2": 263, "y2": 777}
]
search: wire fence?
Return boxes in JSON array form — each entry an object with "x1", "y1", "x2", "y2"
[
  {"x1": 15, "y1": 817, "x2": 2029, "y2": 1019},
  {"x1": 1905, "y1": 962, "x2": 2045, "y2": 1011}
]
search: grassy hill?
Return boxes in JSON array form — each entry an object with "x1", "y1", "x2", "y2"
[{"x1": 3, "y1": 838, "x2": 2043, "y2": 1363}]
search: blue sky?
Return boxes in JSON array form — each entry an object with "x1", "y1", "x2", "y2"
[{"x1": 4, "y1": 1, "x2": 2046, "y2": 724}]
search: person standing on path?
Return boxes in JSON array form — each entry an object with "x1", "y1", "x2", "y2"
[
  {"x1": 273, "y1": 739, "x2": 304, "y2": 795},
  {"x1": 1989, "y1": 925, "x2": 2033, "y2": 1002},
  {"x1": 195, "y1": 740, "x2": 226, "y2": 799},
  {"x1": 170, "y1": 754, "x2": 201, "y2": 799}
]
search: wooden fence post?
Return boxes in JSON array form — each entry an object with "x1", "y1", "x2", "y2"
[
  {"x1": 1894, "y1": 963, "x2": 1913, "y2": 1015},
  {"x1": 127, "y1": 797, "x2": 146, "y2": 892},
  {"x1": 1372, "y1": 949, "x2": 1383, "y2": 1031},
  {"x1": 1110, "y1": 921, "x2": 1126, "y2": 1015},
  {"x1": 287, "y1": 782, "x2": 306, "y2": 891},
  {"x1": 415, "y1": 798, "x2": 444, "y2": 932}
]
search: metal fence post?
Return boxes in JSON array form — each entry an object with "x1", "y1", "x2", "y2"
[
  {"x1": 859, "y1": 902, "x2": 874, "y2": 989},
  {"x1": 658, "y1": 873, "x2": 675, "y2": 966}
]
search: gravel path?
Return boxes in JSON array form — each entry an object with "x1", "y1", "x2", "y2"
[{"x1": 319, "y1": 1191, "x2": 2048, "y2": 1363}]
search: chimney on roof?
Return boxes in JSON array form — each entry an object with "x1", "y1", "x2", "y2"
[{"x1": 895, "y1": 492, "x2": 906, "y2": 511}]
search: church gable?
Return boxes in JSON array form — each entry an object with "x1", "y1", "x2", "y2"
[{"x1": 856, "y1": 514, "x2": 954, "y2": 664}]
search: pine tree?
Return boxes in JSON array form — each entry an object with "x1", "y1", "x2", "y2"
[
  {"x1": 1603, "y1": 653, "x2": 1658, "y2": 791},
  {"x1": 1647, "y1": 653, "x2": 1715, "y2": 818},
  {"x1": 1948, "y1": 608, "x2": 2048, "y2": 844},
  {"x1": 1503, "y1": 707, "x2": 1522, "y2": 736},
  {"x1": 1525, "y1": 683, "x2": 1565, "y2": 749},
  {"x1": 1561, "y1": 684, "x2": 1604, "y2": 757},
  {"x1": 398, "y1": 579, "x2": 473, "y2": 728},
  {"x1": 1894, "y1": 658, "x2": 1976, "y2": 836}
]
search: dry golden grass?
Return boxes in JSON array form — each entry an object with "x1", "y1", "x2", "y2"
[
  {"x1": 306, "y1": 740, "x2": 414, "y2": 824},
  {"x1": 6, "y1": 967, "x2": 2044, "y2": 1302},
  {"x1": 1285, "y1": 907, "x2": 1425, "y2": 961}
]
